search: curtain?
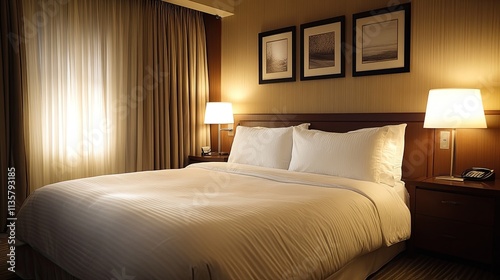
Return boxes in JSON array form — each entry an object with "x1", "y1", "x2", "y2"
[
  {"x1": 22, "y1": 0, "x2": 209, "y2": 192},
  {"x1": 1, "y1": 0, "x2": 29, "y2": 232}
]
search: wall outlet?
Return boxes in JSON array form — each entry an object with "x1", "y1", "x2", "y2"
[{"x1": 440, "y1": 131, "x2": 450, "y2": 149}]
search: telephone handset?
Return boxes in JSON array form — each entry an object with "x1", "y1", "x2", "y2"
[{"x1": 461, "y1": 167, "x2": 495, "y2": 181}]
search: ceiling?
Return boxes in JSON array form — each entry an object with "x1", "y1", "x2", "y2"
[{"x1": 162, "y1": 0, "x2": 234, "y2": 17}]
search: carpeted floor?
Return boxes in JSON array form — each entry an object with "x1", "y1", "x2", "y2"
[
  {"x1": 368, "y1": 251, "x2": 499, "y2": 280},
  {"x1": 1, "y1": 234, "x2": 21, "y2": 280},
  {"x1": 1, "y1": 234, "x2": 498, "y2": 279}
]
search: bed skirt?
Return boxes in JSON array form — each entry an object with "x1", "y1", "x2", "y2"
[{"x1": 15, "y1": 241, "x2": 406, "y2": 280}]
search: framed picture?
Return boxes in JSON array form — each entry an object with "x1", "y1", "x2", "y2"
[
  {"x1": 300, "y1": 16, "x2": 345, "y2": 80},
  {"x1": 352, "y1": 3, "x2": 411, "y2": 77},
  {"x1": 259, "y1": 26, "x2": 296, "y2": 84}
]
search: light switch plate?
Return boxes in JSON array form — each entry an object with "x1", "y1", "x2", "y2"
[{"x1": 440, "y1": 131, "x2": 450, "y2": 149}]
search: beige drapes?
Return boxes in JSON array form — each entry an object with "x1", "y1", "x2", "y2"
[{"x1": 21, "y1": 0, "x2": 209, "y2": 192}]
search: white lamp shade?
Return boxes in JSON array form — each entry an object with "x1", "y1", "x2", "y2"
[
  {"x1": 423, "y1": 89, "x2": 487, "y2": 128},
  {"x1": 204, "y1": 102, "x2": 234, "y2": 124}
]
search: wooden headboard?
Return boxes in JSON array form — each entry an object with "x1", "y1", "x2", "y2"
[{"x1": 223, "y1": 113, "x2": 434, "y2": 179}]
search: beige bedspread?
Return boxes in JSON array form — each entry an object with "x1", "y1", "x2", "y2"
[{"x1": 16, "y1": 162, "x2": 410, "y2": 279}]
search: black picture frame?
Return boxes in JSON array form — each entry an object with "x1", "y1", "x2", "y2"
[
  {"x1": 258, "y1": 26, "x2": 296, "y2": 84},
  {"x1": 300, "y1": 16, "x2": 345, "y2": 80},
  {"x1": 352, "y1": 3, "x2": 411, "y2": 77}
]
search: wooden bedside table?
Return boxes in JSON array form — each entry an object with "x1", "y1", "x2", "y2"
[
  {"x1": 405, "y1": 178, "x2": 500, "y2": 265},
  {"x1": 187, "y1": 154, "x2": 229, "y2": 165}
]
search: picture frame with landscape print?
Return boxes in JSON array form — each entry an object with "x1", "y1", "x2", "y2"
[
  {"x1": 259, "y1": 26, "x2": 296, "y2": 84},
  {"x1": 352, "y1": 3, "x2": 411, "y2": 77},
  {"x1": 301, "y1": 16, "x2": 345, "y2": 80}
]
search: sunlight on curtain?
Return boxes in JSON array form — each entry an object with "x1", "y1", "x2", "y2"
[
  {"x1": 23, "y1": 0, "x2": 120, "y2": 189},
  {"x1": 22, "y1": 0, "x2": 209, "y2": 191}
]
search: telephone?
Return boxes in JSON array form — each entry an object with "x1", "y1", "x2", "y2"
[
  {"x1": 461, "y1": 167, "x2": 495, "y2": 181},
  {"x1": 201, "y1": 146, "x2": 211, "y2": 156}
]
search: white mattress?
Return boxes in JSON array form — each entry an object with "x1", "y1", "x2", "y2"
[{"x1": 17, "y1": 162, "x2": 410, "y2": 279}]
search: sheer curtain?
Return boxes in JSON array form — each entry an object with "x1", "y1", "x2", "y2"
[{"x1": 22, "y1": 0, "x2": 209, "y2": 192}]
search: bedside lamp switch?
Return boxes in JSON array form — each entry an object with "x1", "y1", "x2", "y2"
[
  {"x1": 227, "y1": 124, "x2": 234, "y2": 136},
  {"x1": 440, "y1": 131, "x2": 450, "y2": 149}
]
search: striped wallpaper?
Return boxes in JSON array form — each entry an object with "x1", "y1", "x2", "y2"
[{"x1": 220, "y1": 0, "x2": 500, "y2": 114}]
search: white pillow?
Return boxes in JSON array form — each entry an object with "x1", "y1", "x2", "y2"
[
  {"x1": 289, "y1": 125, "x2": 401, "y2": 185},
  {"x1": 228, "y1": 123, "x2": 310, "y2": 169},
  {"x1": 349, "y1": 124, "x2": 407, "y2": 185}
]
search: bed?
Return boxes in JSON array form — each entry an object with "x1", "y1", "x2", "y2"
[{"x1": 15, "y1": 114, "x2": 422, "y2": 280}]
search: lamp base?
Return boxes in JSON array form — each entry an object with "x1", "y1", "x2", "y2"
[{"x1": 434, "y1": 175, "x2": 464, "y2": 182}]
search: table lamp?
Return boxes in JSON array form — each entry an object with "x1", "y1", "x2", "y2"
[
  {"x1": 204, "y1": 102, "x2": 234, "y2": 155},
  {"x1": 423, "y1": 88, "x2": 487, "y2": 181}
]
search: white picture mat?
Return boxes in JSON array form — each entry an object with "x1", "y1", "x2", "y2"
[
  {"x1": 303, "y1": 22, "x2": 342, "y2": 77},
  {"x1": 355, "y1": 9, "x2": 406, "y2": 72},
  {"x1": 261, "y1": 31, "x2": 294, "y2": 80}
]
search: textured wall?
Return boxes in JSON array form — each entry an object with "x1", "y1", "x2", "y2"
[{"x1": 221, "y1": 0, "x2": 500, "y2": 114}]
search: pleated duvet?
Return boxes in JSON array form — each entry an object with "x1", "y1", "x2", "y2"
[{"x1": 17, "y1": 162, "x2": 410, "y2": 279}]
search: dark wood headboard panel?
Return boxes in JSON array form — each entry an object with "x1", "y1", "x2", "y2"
[{"x1": 226, "y1": 113, "x2": 434, "y2": 180}]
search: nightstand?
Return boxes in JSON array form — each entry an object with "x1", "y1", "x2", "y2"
[
  {"x1": 187, "y1": 154, "x2": 229, "y2": 165},
  {"x1": 405, "y1": 178, "x2": 500, "y2": 265}
]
